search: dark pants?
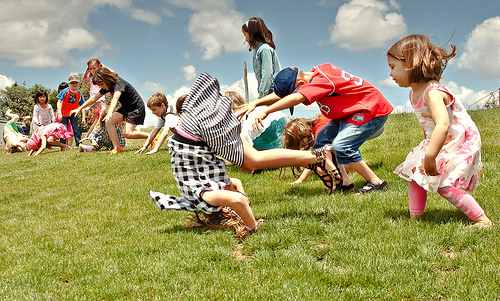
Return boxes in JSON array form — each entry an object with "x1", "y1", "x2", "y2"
[{"x1": 61, "y1": 115, "x2": 81, "y2": 145}]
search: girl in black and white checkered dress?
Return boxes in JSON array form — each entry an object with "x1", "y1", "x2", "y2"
[{"x1": 150, "y1": 73, "x2": 339, "y2": 237}]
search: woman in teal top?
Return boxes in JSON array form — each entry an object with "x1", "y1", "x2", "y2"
[{"x1": 242, "y1": 17, "x2": 282, "y2": 98}]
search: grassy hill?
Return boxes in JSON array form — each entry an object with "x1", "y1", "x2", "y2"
[{"x1": 1, "y1": 109, "x2": 499, "y2": 300}]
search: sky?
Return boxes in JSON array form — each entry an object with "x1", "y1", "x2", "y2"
[{"x1": 1, "y1": 0, "x2": 500, "y2": 126}]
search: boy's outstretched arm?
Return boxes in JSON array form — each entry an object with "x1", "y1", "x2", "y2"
[{"x1": 252, "y1": 92, "x2": 306, "y2": 131}]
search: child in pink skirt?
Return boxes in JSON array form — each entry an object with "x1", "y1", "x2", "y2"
[{"x1": 27, "y1": 123, "x2": 73, "y2": 156}]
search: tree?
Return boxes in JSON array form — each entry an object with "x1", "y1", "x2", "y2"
[{"x1": 0, "y1": 82, "x2": 51, "y2": 126}]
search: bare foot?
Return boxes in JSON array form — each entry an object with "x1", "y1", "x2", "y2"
[{"x1": 61, "y1": 145, "x2": 69, "y2": 151}]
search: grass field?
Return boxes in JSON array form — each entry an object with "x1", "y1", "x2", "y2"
[{"x1": 1, "y1": 109, "x2": 500, "y2": 300}]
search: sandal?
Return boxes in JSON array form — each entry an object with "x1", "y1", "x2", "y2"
[
  {"x1": 309, "y1": 144, "x2": 342, "y2": 194},
  {"x1": 340, "y1": 183, "x2": 354, "y2": 192},
  {"x1": 355, "y1": 180, "x2": 387, "y2": 194}
]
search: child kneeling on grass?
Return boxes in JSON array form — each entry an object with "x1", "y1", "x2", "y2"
[{"x1": 79, "y1": 107, "x2": 126, "y2": 152}]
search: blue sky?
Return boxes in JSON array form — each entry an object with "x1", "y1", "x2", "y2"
[{"x1": 1, "y1": 0, "x2": 499, "y2": 126}]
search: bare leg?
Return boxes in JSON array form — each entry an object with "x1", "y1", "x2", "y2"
[
  {"x1": 241, "y1": 139, "x2": 325, "y2": 171},
  {"x1": 123, "y1": 122, "x2": 149, "y2": 139},
  {"x1": 202, "y1": 190, "x2": 256, "y2": 227},
  {"x1": 105, "y1": 112, "x2": 126, "y2": 150},
  {"x1": 348, "y1": 160, "x2": 383, "y2": 184},
  {"x1": 47, "y1": 136, "x2": 68, "y2": 151}
]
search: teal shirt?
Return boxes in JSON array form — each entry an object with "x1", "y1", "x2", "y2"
[{"x1": 253, "y1": 43, "x2": 281, "y2": 98}]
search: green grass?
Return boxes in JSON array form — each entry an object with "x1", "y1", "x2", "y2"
[{"x1": 1, "y1": 109, "x2": 500, "y2": 300}]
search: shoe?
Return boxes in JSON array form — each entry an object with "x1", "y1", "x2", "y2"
[
  {"x1": 340, "y1": 183, "x2": 354, "y2": 192},
  {"x1": 356, "y1": 180, "x2": 387, "y2": 194},
  {"x1": 310, "y1": 144, "x2": 342, "y2": 194},
  {"x1": 109, "y1": 148, "x2": 124, "y2": 155}
]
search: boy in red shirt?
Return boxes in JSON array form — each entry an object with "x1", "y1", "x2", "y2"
[
  {"x1": 57, "y1": 74, "x2": 86, "y2": 146},
  {"x1": 238, "y1": 64, "x2": 393, "y2": 194}
]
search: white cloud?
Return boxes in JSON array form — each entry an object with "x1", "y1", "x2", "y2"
[
  {"x1": 130, "y1": 8, "x2": 162, "y2": 25},
  {"x1": 0, "y1": 0, "x2": 163, "y2": 69},
  {"x1": 330, "y1": 0, "x2": 407, "y2": 51},
  {"x1": 0, "y1": 74, "x2": 16, "y2": 90},
  {"x1": 169, "y1": 0, "x2": 246, "y2": 60},
  {"x1": 456, "y1": 17, "x2": 500, "y2": 81},
  {"x1": 142, "y1": 81, "x2": 167, "y2": 94},
  {"x1": 181, "y1": 65, "x2": 197, "y2": 81},
  {"x1": 378, "y1": 76, "x2": 399, "y2": 88},
  {"x1": 443, "y1": 80, "x2": 491, "y2": 108}
]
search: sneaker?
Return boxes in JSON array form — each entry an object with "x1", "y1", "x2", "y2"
[
  {"x1": 109, "y1": 148, "x2": 124, "y2": 155},
  {"x1": 355, "y1": 180, "x2": 387, "y2": 194}
]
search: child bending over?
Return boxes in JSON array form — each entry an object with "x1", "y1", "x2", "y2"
[
  {"x1": 135, "y1": 92, "x2": 179, "y2": 155},
  {"x1": 27, "y1": 123, "x2": 72, "y2": 156}
]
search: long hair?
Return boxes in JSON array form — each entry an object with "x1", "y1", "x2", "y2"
[
  {"x1": 187, "y1": 209, "x2": 248, "y2": 240},
  {"x1": 242, "y1": 17, "x2": 276, "y2": 50},
  {"x1": 92, "y1": 67, "x2": 119, "y2": 89},
  {"x1": 387, "y1": 34, "x2": 457, "y2": 84},
  {"x1": 283, "y1": 116, "x2": 319, "y2": 151}
]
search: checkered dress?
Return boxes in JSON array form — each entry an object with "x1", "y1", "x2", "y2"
[
  {"x1": 179, "y1": 73, "x2": 244, "y2": 166},
  {"x1": 149, "y1": 136, "x2": 229, "y2": 214},
  {"x1": 149, "y1": 73, "x2": 246, "y2": 214}
]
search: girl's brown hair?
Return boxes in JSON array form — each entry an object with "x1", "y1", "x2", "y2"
[
  {"x1": 283, "y1": 115, "x2": 319, "y2": 151},
  {"x1": 387, "y1": 34, "x2": 457, "y2": 84},
  {"x1": 92, "y1": 67, "x2": 119, "y2": 89},
  {"x1": 242, "y1": 17, "x2": 276, "y2": 50},
  {"x1": 87, "y1": 58, "x2": 101, "y2": 67}
]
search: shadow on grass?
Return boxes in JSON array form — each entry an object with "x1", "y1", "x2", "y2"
[{"x1": 383, "y1": 208, "x2": 472, "y2": 225}]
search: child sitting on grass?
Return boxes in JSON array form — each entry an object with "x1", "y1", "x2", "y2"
[
  {"x1": 3, "y1": 109, "x2": 30, "y2": 154},
  {"x1": 27, "y1": 123, "x2": 72, "y2": 156},
  {"x1": 135, "y1": 92, "x2": 179, "y2": 155},
  {"x1": 79, "y1": 107, "x2": 125, "y2": 152}
]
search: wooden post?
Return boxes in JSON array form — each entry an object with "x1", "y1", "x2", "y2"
[{"x1": 244, "y1": 61, "x2": 249, "y2": 104}]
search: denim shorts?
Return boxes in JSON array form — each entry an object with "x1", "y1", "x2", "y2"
[{"x1": 313, "y1": 115, "x2": 388, "y2": 165}]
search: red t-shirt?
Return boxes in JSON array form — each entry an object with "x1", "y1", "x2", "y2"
[
  {"x1": 297, "y1": 63, "x2": 393, "y2": 125},
  {"x1": 57, "y1": 88, "x2": 84, "y2": 117}
]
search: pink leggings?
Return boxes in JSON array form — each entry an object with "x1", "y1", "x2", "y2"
[{"x1": 408, "y1": 180, "x2": 484, "y2": 220}]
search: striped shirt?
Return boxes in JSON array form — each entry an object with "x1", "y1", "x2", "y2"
[{"x1": 179, "y1": 73, "x2": 244, "y2": 166}]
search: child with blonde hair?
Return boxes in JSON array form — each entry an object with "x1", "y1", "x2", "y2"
[
  {"x1": 387, "y1": 34, "x2": 491, "y2": 227},
  {"x1": 3, "y1": 109, "x2": 30, "y2": 154},
  {"x1": 225, "y1": 91, "x2": 288, "y2": 151}
]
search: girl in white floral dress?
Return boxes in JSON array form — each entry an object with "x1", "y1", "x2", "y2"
[{"x1": 387, "y1": 34, "x2": 492, "y2": 228}]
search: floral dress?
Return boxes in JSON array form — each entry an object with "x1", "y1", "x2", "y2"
[{"x1": 394, "y1": 84, "x2": 482, "y2": 193}]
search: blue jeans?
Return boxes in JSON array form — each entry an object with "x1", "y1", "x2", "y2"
[
  {"x1": 313, "y1": 116, "x2": 388, "y2": 165},
  {"x1": 61, "y1": 115, "x2": 81, "y2": 145}
]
